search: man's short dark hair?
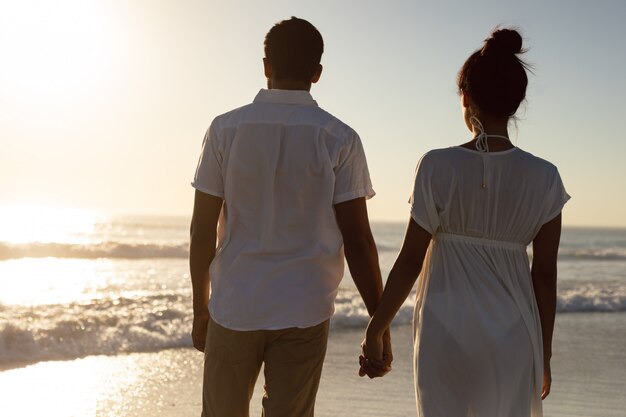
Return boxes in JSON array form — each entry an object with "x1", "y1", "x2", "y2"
[{"x1": 264, "y1": 17, "x2": 324, "y2": 82}]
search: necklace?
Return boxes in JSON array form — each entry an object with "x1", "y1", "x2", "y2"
[
  {"x1": 475, "y1": 133, "x2": 510, "y2": 153},
  {"x1": 468, "y1": 116, "x2": 513, "y2": 189}
]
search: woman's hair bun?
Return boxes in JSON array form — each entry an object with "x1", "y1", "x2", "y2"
[
  {"x1": 481, "y1": 28, "x2": 523, "y2": 56},
  {"x1": 458, "y1": 27, "x2": 529, "y2": 118}
]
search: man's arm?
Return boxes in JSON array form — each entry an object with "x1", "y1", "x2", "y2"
[
  {"x1": 189, "y1": 190, "x2": 223, "y2": 352},
  {"x1": 334, "y1": 197, "x2": 390, "y2": 376},
  {"x1": 334, "y1": 198, "x2": 382, "y2": 314}
]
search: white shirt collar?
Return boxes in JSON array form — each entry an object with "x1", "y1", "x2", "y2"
[{"x1": 253, "y1": 89, "x2": 318, "y2": 106}]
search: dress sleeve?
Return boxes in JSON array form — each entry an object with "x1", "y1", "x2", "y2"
[
  {"x1": 409, "y1": 153, "x2": 440, "y2": 234},
  {"x1": 541, "y1": 166, "x2": 570, "y2": 225},
  {"x1": 191, "y1": 123, "x2": 225, "y2": 198},
  {"x1": 333, "y1": 132, "x2": 375, "y2": 204}
]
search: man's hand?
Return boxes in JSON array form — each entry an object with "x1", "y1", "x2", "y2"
[
  {"x1": 189, "y1": 191, "x2": 222, "y2": 353},
  {"x1": 192, "y1": 313, "x2": 210, "y2": 352},
  {"x1": 359, "y1": 328, "x2": 392, "y2": 378},
  {"x1": 382, "y1": 328, "x2": 393, "y2": 370}
]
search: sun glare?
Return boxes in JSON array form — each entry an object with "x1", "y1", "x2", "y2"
[
  {"x1": 0, "y1": 258, "x2": 104, "y2": 305},
  {"x1": 0, "y1": 0, "x2": 119, "y2": 108},
  {"x1": 0, "y1": 355, "x2": 139, "y2": 417},
  {"x1": 0, "y1": 205, "x2": 102, "y2": 244}
]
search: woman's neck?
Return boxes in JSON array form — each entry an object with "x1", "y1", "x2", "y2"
[
  {"x1": 471, "y1": 115, "x2": 509, "y2": 138},
  {"x1": 462, "y1": 115, "x2": 515, "y2": 151}
]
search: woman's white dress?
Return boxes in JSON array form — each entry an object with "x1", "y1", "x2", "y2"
[{"x1": 410, "y1": 146, "x2": 569, "y2": 417}]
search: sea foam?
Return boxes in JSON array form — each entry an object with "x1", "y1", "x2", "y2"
[
  {"x1": 0, "y1": 242, "x2": 188, "y2": 260},
  {"x1": 1, "y1": 285, "x2": 625, "y2": 367},
  {"x1": 3, "y1": 241, "x2": 626, "y2": 261}
]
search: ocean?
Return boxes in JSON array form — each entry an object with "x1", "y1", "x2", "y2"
[{"x1": 1, "y1": 215, "x2": 625, "y2": 368}]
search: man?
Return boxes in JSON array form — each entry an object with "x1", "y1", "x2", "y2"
[{"x1": 190, "y1": 17, "x2": 391, "y2": 417}]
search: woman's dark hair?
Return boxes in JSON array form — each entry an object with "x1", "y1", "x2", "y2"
[
  {"x1": 457, "y1": 28, "x2": 530, "y2": 119},
  {"x1": 264, "y1": 17, "x2": 324, "y2": 82}
]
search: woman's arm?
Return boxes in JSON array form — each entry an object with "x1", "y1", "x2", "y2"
[
  {"x1": 361, "y1": 218, "x2": 431, "y2": 370},
  {"x1": 531, "y1": 213, "x2": 562, "y2": 399}
]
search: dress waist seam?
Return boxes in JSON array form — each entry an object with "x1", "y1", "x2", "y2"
[{"x1": 434, "y1": 232, "x2": 526, "y2": 251}]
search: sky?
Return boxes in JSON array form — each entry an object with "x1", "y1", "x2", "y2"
[{"x1": 1, "y1": 0, "x2": 625, "y2": 227}]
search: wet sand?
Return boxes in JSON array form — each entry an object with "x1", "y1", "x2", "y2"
[{"x1": 1, "y1": 313, "x2": 624, "y2": 416}]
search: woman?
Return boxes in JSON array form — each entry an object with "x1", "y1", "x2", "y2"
[{"x1": 362, "y1": 28, "x2": 569, "y2": 417}]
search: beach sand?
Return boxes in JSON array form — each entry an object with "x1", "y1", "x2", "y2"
[{"x1": 1, "y1": 313, "x2": 625, "y2": 416}]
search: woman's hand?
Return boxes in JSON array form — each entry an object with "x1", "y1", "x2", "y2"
[
  {"x1": 542, "y1": 361, "x2": 552, "y2": 399},
  {"x1": 359, "y1": 327, "x2": 392, "y2": 378}
]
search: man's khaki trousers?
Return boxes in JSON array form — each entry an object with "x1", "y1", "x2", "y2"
[{"x1": 201, "y1": 318, "x2": 330, "y2": 417}]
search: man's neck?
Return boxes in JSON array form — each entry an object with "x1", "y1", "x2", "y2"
[{"x1": 268, "y1": 78, "x2": 311, "y2": 91}]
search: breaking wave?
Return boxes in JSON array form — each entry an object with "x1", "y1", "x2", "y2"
[
  {"x1": 0, "y1": 242, "x2": 188, "y2": 260},
  {"x1": 1, "y1": 285, "x2": 625, "y2": 368},
  {"x1": 3, "y1": 241, "x2": 626, "y2": 261}
]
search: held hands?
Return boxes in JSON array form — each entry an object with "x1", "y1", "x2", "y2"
[{"x1": 359, "y1": 328, "x2": 393, "y2": 378}]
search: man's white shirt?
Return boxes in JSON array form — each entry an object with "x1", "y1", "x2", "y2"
[{"x1": 192, "y1": 89, "x2": 374, "y2": 330}]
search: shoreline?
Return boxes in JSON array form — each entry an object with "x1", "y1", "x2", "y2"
[{"x1": 1, "y1": 313, "x2": 625, "y2": 416}]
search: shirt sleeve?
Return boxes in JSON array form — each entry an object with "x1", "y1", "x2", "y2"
[
  {"x1": 409, "y1": 153, "x2": 440, "y2": 234},
  {"x1": 332, "y1": 132, "x2": 375, "y2": 204},
  {"x1": 191, "y1": 123, "x2": 225, "y2": 198},
  {"x1": 541, "y1": 166, "x2": 570, "y2": 225}
]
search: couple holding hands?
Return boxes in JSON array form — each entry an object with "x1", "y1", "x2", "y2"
[{"x1": 190, "y1": 16, "x2": 568, "y2": 417}]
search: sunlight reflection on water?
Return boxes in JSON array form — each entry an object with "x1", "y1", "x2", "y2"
[
  {"x1": 0, "y1": 354, "x2": 140, "y2": 417},
  {"x1": 0, "y1": 205, "x2": 104, "y2": 245},
  {"x1": 0, "y1": 258, "x2": 114, "y2": 305}
]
